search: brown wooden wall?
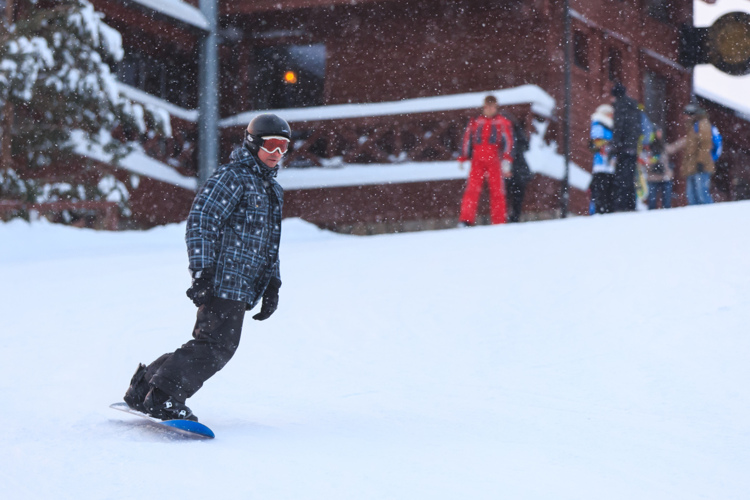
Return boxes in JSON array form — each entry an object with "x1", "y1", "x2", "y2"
[
  {"x1": 221, "y1": 1, "x2": 548, "y2": 112},
  {"x1": 219, "y1": 0, "x2": 693, "y2": 219},
  {"x1": 35, "y1": 0, "x2": 699, "y2": 230}
]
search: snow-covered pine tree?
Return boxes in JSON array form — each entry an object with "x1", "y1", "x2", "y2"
[{"x1": 0, "y1": 0, "x2": 170, "y2": 224}]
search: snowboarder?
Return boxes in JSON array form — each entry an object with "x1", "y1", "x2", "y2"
[
  {"x1": 457, "y1": 95, "x2": 514, "y2": 226},
  {"x1": 121, "y1": 113, "x2": 291, "y2": 421}
]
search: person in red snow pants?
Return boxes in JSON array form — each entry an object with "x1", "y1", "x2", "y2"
[{"x1": 458, "y1": 95, "x2": 514, "y2": 226}]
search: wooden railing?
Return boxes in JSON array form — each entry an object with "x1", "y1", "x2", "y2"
[
  {"x1": 140, "y1": 126, "x2": 198, "y2": 177},
  {"x1": 220, "y1": 85, "x2": 555, "y2": 170},
  {"x1": 282, "y1": 111, "x2": 474, "y2": 168}
]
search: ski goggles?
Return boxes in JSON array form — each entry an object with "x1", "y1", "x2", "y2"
[{"x1": 259, "y1": 136, "x2": 290, "y2": 155}]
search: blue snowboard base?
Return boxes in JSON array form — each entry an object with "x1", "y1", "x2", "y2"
[{"x1": 110, "y1": 402, "x2": 215, "y2": 439}]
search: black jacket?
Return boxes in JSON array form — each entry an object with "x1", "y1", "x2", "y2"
[
  {"x1": 511, "y1": 121, "x2": 533, "y2": 184},
  {"x1": 612, "y1": 95, "x2": 641, "y2": 157},
  {"x1": 185, "y1": 146, "x2": 283, "y2": 308}
]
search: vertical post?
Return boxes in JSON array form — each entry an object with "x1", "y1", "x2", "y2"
[
  {"x1": 560, "y1": 0, "x2": 572, "y2": 218},
  {"x1": 198, "y1": 0, "x2": 219, "y2": 184},
  {"x1": 2, "y1": 0, "x2": 16, "y2": 172}
]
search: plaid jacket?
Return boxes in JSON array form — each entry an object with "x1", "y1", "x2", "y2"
[{"x1": 186, "y1": 147, "x2": 283, "y2": 308}]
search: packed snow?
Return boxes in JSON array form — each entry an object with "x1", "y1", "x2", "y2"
[{"x1": 1, "y1": 201, "x2": 749, "y2": 499}]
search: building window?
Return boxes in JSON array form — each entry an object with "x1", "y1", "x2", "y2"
[
  {"x1": 646, "y1": 0, "x2": 672, "y2": 24},
  {"x1": 573, "y1": 31, "x2": 589, "y2": 70},
  {"x1": 250, "y1": 43, "x2": 326, "y2": 110},
  {"x1": 643, "y1": 71, "x2": 668, "y2": 128},
  {"x1": 116, "y1": 48, "x2": 197, "y2": 109},
  {"x1": 608, "y1": 47, "x2": 623, "y2": 82}
]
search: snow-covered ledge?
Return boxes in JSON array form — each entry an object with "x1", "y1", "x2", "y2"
[
  {"x1": 220, "y1": 85, "x2": 557, "y2": 128},
  {"x1": 69, "y1": 131, "x2": 198, "y2": 191},
  {"x1": 117, "y1": 83, "x2": 199, "y2": 122},
  {"x1": 276, "y1": 120, "x2": 591, "y2": 192}
]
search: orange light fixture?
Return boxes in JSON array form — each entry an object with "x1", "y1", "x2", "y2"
[{"x1": 284, "y1": 71, "x2": 298, "y2": 84}]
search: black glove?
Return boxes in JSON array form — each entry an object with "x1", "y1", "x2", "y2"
[
  {"x1": 186, "y1": 268, "x2": 214, "y2": 307},
  {"x1": 696, "y1": 162, "x2": 705, "y2": 173},
  {"x1": 253, "y1": 277, "x2": 281, "y2": 321}
]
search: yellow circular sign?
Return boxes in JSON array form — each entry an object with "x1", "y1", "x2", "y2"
[{"x1": 709, "y1": 12, "x2": 750, "y2": 75}]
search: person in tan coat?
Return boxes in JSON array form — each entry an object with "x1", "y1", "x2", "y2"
[{"x1": 674, "y1": 104, "x2": 715, "y2": 205}]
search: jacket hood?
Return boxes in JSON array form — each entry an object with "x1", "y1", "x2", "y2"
[{"x1": 591, "y1": 104, "x2": 614, "y2": 129}]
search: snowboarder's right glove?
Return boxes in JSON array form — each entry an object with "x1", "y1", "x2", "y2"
[
  {"x1": 186, "y1": 268, "x2": 214, "y2": 307},
  {"x1": 253, "y1": 277, "x2": 281, "y2": 321}
]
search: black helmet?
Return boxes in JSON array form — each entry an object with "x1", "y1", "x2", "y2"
[{"x1": 244, "y1": 113, "x2": 291, "y2": 154}]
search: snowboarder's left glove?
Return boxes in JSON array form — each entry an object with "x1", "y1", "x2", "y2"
[
  {"x1": 186, "y1": 268, "x2": 214, "y2": 307},
  {"x1": 253, "y1": 277, "x2": 281, "y2": 321}
]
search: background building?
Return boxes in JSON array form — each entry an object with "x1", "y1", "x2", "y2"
[{"x1": 12, "y1": 0, "x2": 747, "y2": 231}]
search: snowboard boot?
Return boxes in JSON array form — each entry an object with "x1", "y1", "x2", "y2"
[
  {"x1": 123, "y1": 363, "x2": 149, "y2": 413},
  {"x1": 143, "y1": 386, "x2": 198, "y2": 422}
]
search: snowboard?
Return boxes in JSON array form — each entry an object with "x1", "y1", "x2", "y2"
[{"x1": 110, "y1": 402, "x2": 215, "y2": 439}]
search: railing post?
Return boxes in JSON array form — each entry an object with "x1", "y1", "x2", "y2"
[{"x1": 560, "y1": 0, "x2": 572, "y2": 218}]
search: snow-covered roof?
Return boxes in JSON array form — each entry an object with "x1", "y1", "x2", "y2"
[
  {"x1": 128, "y1": 0, "x2": 209, "y2": 31},
  {"x1": 219, "y1": 85, "x2": 557, "y2": 128},
  {"x1": 693, "y1": 0, "x2": 750, "y2": 118}
]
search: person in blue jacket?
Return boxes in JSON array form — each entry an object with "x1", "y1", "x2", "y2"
[{"x1": 121, "y1": 114, "x2": 291, "y2": 421}]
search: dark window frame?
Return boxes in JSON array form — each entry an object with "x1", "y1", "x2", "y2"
[
  {"x1": 573, "y1": 30, "x2": 590, "y2": 71},
  {"x1": 645, "y1": 0, "x2": 673, "y2": 24},
  {"x1": 116, "y1": 45, "x2": 197, "y2": 109},
  {"x1": 608, "y1": 47, "x2": 624, "y2": 82},
  {"x1": 643, "y1": 70, "x2": 669, "y2": 130}
]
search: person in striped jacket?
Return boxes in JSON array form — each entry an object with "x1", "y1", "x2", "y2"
[{"x1": 457, "y1": 95, "x2": 514, "y2": 226}]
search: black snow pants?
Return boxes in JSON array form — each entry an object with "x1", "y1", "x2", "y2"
[
  {"x1": 590, "y1": 172, "x2": 615, "y2": 214},
  {"x1": 146, "y1": 297, "x2": 247, "y2": 402},
  {"x1": 505, "y1": 177, "x2": 528, "y2": 223},
  {"x1": 613, "y1": 153, "x2": 637, "y2": 212}
]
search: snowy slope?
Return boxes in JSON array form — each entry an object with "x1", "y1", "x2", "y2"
[{"x1": 1, "y1": 202, "x2": 749, "y2": 499}]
